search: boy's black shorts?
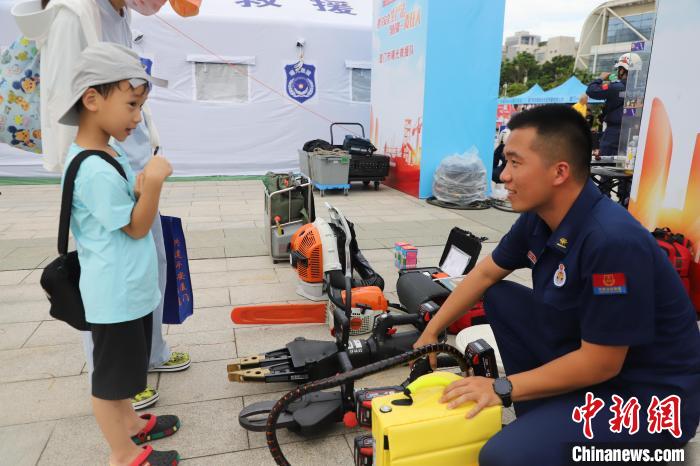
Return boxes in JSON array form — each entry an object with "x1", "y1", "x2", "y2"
[{"x1": 91, "y1": 313, "x2": 153, "y2": 400}]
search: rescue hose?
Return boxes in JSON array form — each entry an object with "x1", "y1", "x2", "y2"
[{"x1": 265, "y1": 343, "x2": 469, "y2": 466}]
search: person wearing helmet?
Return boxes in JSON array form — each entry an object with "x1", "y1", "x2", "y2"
[
  {"x1": 586, "y1": 53, "x2": 639, "y2": 157},
  {"x1": 586, "y1": 53, "x2": 639, "y2": 204}
]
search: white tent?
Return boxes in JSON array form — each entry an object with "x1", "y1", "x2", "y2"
[{"x1": 0, "y1": 0, "x2": 372, "y2": 177}]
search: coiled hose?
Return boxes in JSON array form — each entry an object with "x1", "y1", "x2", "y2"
[{"x1": 265, "y1": 343, "x2": 469, "y2": 465}]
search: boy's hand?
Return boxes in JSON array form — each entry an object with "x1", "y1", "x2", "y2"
[
  {"x1": 143, "y1": 156, "x2": 173, "y2": 182},
  {"x1": 134, "y1": 172, "x2": 145, "y2": 199}
]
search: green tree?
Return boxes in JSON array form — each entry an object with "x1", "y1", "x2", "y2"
[
  {"x1": 499, "y1": 53, "x2": 597, "y2": 97},
  {"x1": 505, "y1": 82, "x2": 528, "y2": 97},
  {"x1": 539, "y1": 55, "x2": 576, "y2": 90},
  {"x1": 499, "y1": 52, "x2": 539, "y2": 88}
]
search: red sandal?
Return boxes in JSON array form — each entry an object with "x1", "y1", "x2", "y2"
[
  {"x1": 132, "y1": 414, "x2": 181, "y2": 445},
  {"x1": 128, "y1": 445, "x2": 180, "y2": 466}
]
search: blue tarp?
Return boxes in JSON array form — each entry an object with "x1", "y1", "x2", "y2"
[
  {"x1": 541, "y1": 76, "x2": 603, "y2": 104},
  {"x1": 498, "y1": 77, "x2": 603, "y2": 105},
  {"x1": 499, "y1": 84, "x2": 546, "y2": 105}
]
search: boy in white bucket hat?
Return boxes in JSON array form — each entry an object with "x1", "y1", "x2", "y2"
[{"x1": 59, "y1": 42, "x2": 181, "y2": 466}]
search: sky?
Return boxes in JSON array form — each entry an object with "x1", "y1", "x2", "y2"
[{"x1": 503, "y1": 0, "x2": 608, "y2": 42}]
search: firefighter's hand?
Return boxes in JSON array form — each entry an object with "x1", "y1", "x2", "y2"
[
  {"x1": 411, "y1": 331, "x2": 439, "y2": 369},
  {"x1": 599, "y1": 71, "x2": 611, "y2": 81},
  {"x1": 440, "y1": 376, "x2": 502, "y2": 419}
]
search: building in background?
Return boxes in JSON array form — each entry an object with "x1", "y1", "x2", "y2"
[
  {"x1": 535, "y1": 36, "x2": 578, "y2": 63},
  {"x1": 576, "y1": 0, "x2": 656, "y2": 73},
  {"x1": 504, "y1": 31, "x2": 577, "y2": 63},
  {"x1": 504, "y1": 31, "x2": 541, "y2": 60}
]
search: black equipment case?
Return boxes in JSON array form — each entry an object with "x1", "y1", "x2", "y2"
[{"x1": 331, "y1": 122, "x2": 390, "y2": 190}]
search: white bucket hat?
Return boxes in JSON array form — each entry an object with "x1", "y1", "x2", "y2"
[{"x1": 58, "y1": 42, "x2": 167, "y2": 126}]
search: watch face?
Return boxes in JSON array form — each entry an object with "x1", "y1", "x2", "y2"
[{"x1": 493, "y1": 377, "x2": 512, "y2": 396}]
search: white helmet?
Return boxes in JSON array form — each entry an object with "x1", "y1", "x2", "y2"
[{"x1": 615, "y1": 52, "x2": 642, "y2": 71}]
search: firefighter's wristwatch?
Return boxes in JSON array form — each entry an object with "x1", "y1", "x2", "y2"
[{"x1": 493, "y1": 377, "x2": 513, "y2": 408}]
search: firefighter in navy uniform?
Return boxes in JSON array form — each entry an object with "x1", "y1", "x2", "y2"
[
  {"x1": 413, "y1": 105, "x2": 700, "y2": 466},
  {"x1": 586, "y1": 53, "x2": 638, "y2": 157}
]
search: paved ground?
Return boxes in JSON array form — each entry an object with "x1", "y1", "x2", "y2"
[{"x1": 0, "y1": 180, "x2": 697, "y2": 465}]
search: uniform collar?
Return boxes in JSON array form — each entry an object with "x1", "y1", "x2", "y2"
[{"x1": 544, "y1": 180, "x2": 603, "y2": 255}]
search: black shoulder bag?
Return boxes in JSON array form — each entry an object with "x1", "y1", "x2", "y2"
[{"x1": 40, "y1": 150, "x2": 128, "y2": 330}]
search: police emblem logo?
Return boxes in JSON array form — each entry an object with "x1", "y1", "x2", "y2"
[
  {"x1": 553, "y1": 263, "x2": 567, "y2": 287},
  {"x1": 558, "y1": 238, "x2": 568, "y2": 249},
  {"x1": 285, "y1": 63, "x2": 316, "y2": 104}
]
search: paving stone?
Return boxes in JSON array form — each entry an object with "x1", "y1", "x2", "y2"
[
  {"x1": 0, "y1": 375, "x2": 92, "y2": 427},
  {"x1": 234, "y1": 323, "x2": 332, "y2": 358},
  {"x1": 1, "y1": 344, "x2": 85, "y2": 383},
  {"x1": 228, "y1": 282, "x2": 299, "y2": 306},
  {"x1": 0, "y1": 300, "x2": 51, "y2": 324},
  {"x1": 226, "y1": 256, "x2": 276, "y2": 271},
  {"x1": 166, "y1": 328, "x2": 236, "y2": 364},
  {"x1": 0, "y1": 322, "x2": 40, "y2": 349},
  {"x1": 157, "y1": 359, "x2": 293, "y2": 406},
  {"x1": 191, "y1": 269, "x2": 279, "y2": 289},
  {"x1": 19, "y1": 268, "x2": 43, "y2": 284},
  {"x1": 23, "y1": 320, "x2": 82, "y2": 348},
  {"x1": 167, "y1": 306, "x2": 233, "y2": 336},
  {"x1": 36, "y1": 415, "x2": 107, "y2": 465},
  {"x1": 3, "y1": 246, "x2": 53, "y2": 260},
  {"x1": 225, "y1": 243, "x2": 267, "y2": 258},
  {"x1": 0, "y1": 421, "x2": 56, "y2": 466},
  {"x1": 188, "y1": 246, "x2": 226, "y2": 260},
  {"x1": 0, "y1": 269, "x2": 32, "y2": 285},
  {"x1": 192, "y1": 287, "x2": 230, "y2": 308},
  {"x1": 188, "y1": 258, "x2": 228, "y2": 274},
  {"x1": 0, "y1": 284, "x2": 46, "y2": 303},
  {"x1": 150, "y1": 397, "x2": 248, "y2": 459}
]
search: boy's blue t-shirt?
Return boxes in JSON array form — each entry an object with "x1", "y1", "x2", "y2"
[{"x1": 62, "y1": 143, "x2": 160, "y2": 324}]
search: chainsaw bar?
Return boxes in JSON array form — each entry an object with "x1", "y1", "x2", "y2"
[{"x1": 231, "y1": 303, "x2": 327, "y2": 325}]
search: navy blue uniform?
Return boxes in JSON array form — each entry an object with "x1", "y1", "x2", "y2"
[
  {"x1": 479, "y1": 181, "x2": 700, "y2": 466},
  {"x1": 587, "y1": 78, "x2": 627, "y2": 156}
]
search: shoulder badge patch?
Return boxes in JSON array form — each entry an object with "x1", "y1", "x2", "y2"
[{"x1": 592, "y1": 273, "x2": 627, "y2": 295}]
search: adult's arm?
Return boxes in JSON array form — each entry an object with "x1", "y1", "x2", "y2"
[
  {"x1": 40, "y1": 9, "x2": 87, "y2": 172},
  {"x1": 419, "y1": 255, "x2": 511, "y2": 341},
  {"x1": 586, "y1": 79, "x2": 612, "y2": 101}
]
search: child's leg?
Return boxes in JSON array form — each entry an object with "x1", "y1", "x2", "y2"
[
  {"x1": 92, "y1": 397, "x2": 144, "y2": 465},
  {"x1": 120, "y1": 398, "x2": 148, "y2": 436},
  {"x1": 92, "y1": 315, "x2": 153, "y2": 460}
]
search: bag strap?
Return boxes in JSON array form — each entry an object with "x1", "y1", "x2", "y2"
[{"x1": 57, "y1": 150, "x2": 128, "y2": 255}]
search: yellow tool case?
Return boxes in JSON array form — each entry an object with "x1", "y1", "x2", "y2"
[{"x1": 371, "y1": 372, "x2": 502, "y2": 466}]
